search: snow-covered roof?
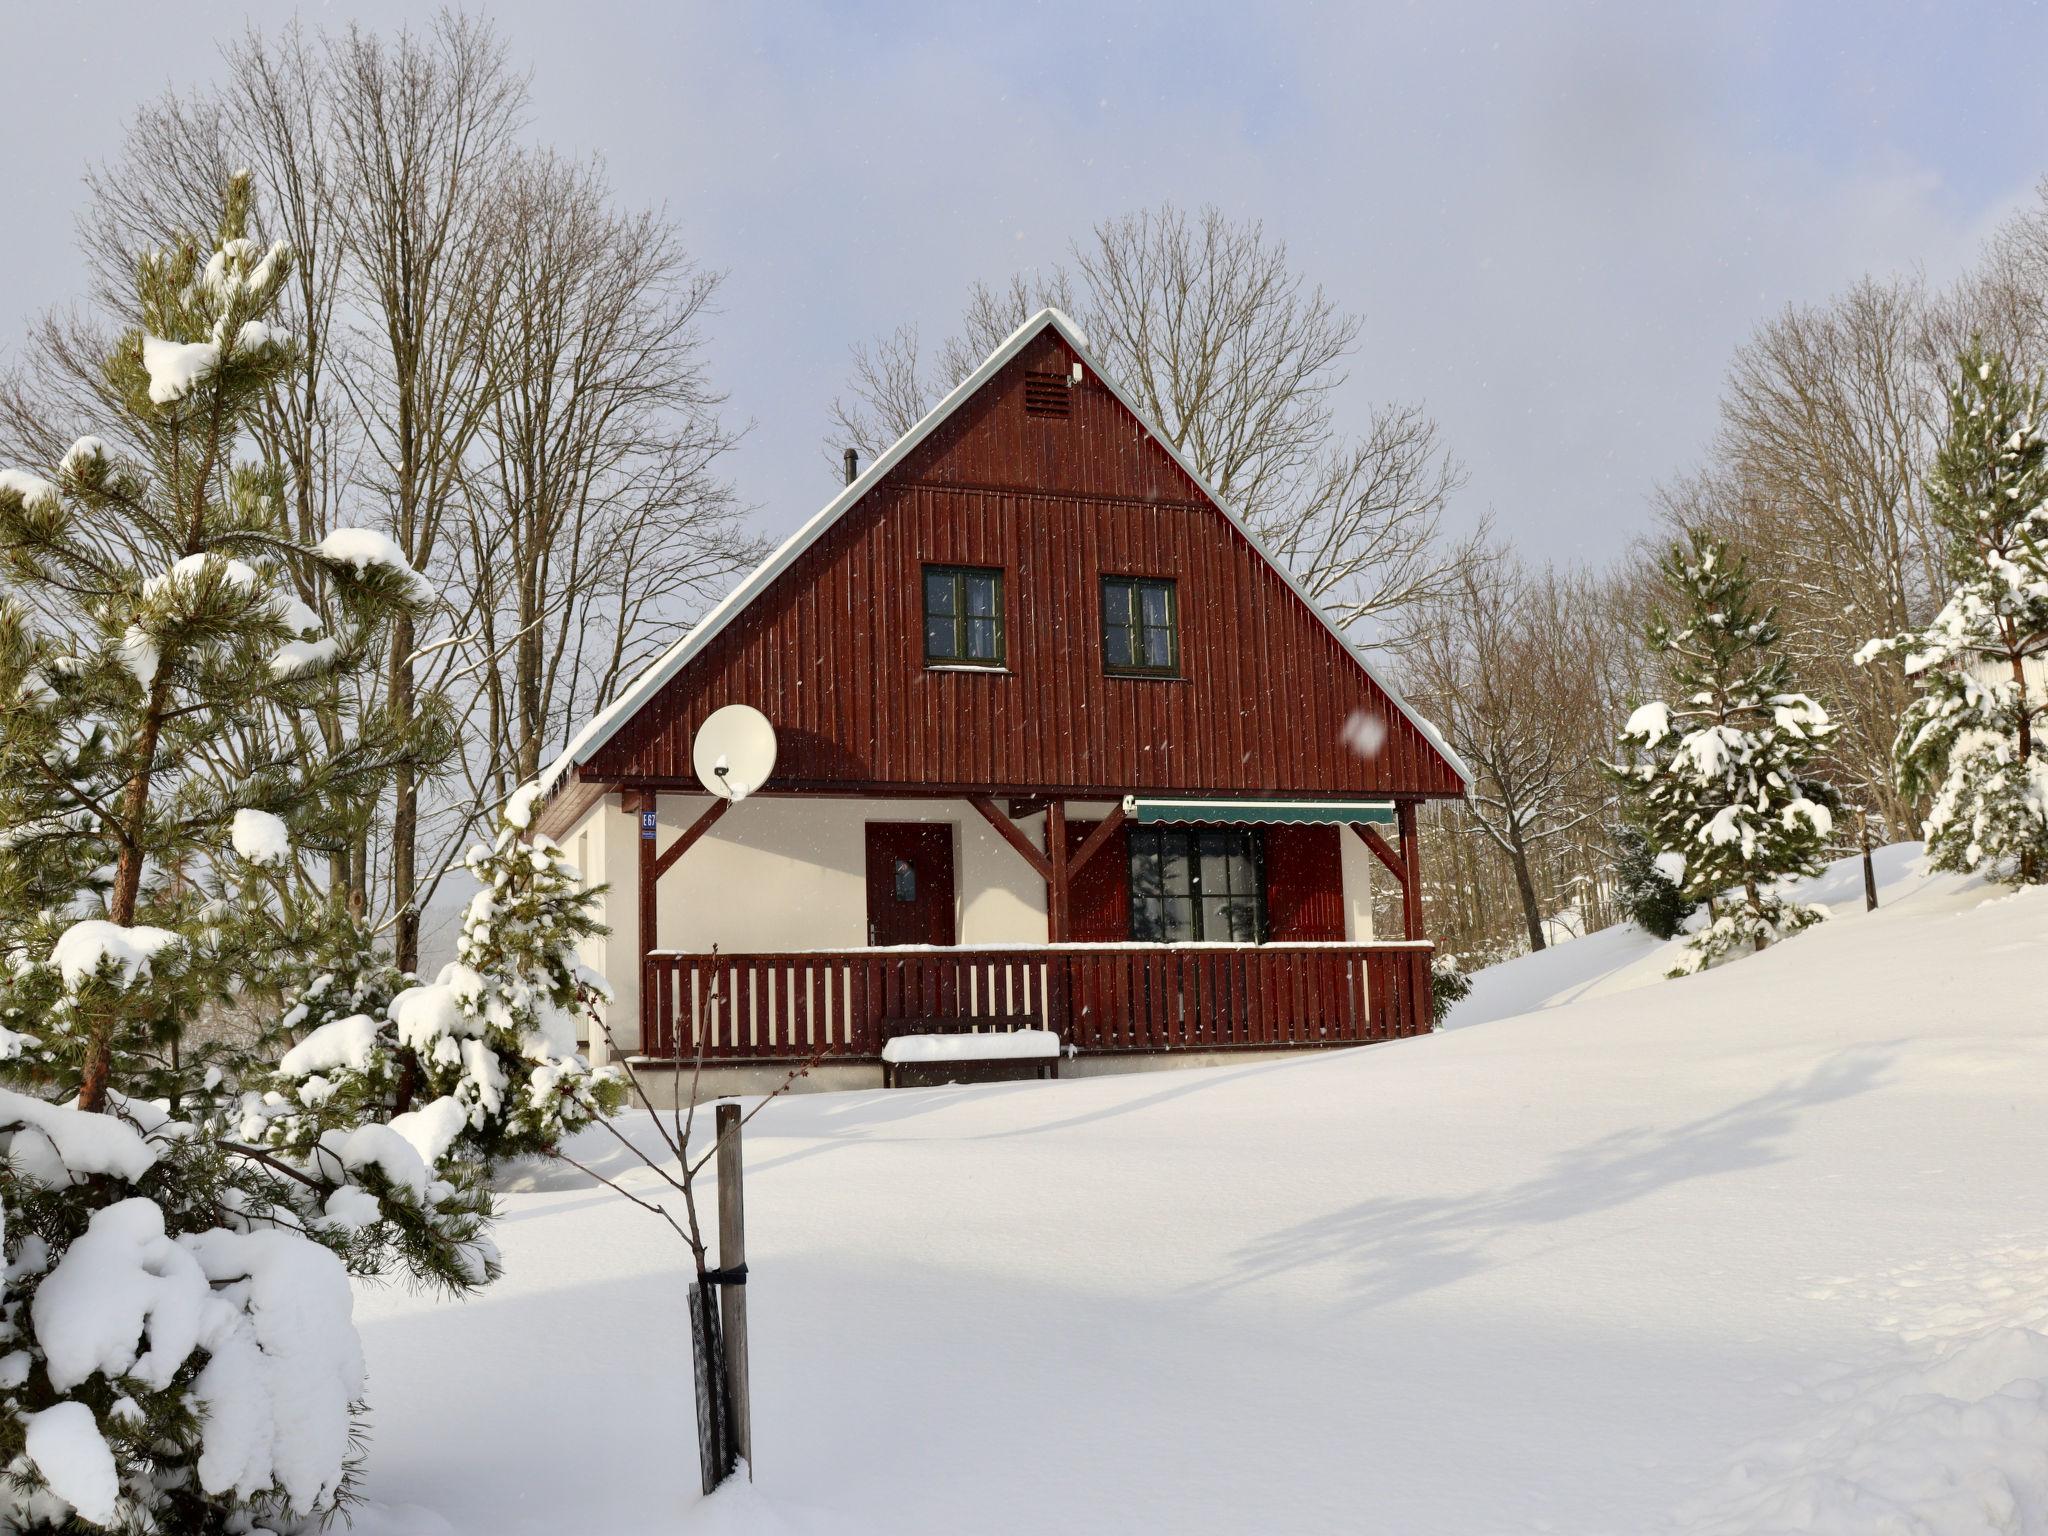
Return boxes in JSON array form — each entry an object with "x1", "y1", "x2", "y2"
[{"x1": 540, "y1": 308, "x2": 1472, "y2": 795}]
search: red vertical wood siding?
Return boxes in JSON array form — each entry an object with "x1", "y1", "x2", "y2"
[
  {"x1": 587, "y1": 327, "x2": 1464, "y2": 799},
  {"x1": 1263, "y1": 824, "x2": 1347, "y2": 942},
  {"x1": 1064, "y1": 820, "x2": 1132, "y2": 943}
]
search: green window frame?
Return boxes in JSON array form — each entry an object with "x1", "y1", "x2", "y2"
[
  {"x1": 1102, "y1": 575, "x2": 1179, "y2": 676},
  {"x1": 923, "y1": 564, "x2": 1005, "y2": 668},
  {"x1": 1128, "y1": 826, "x2": 1265, "y2": 943}
]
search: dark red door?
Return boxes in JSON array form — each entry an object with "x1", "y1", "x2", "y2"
[{"x1": 864, "y1": 823, "x2": 957, "y2": 947}]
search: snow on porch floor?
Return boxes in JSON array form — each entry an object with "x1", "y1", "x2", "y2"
[{"x1": 353, "y1": 853, "x2": 2048, "y2": 1535}]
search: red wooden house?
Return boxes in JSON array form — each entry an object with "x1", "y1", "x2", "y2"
[{"x1": 534, "y1": 310, "x2": 1468, "y2": 1083}]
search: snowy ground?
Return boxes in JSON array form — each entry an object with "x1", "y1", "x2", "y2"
[
  {"x1": 353, "y1": 846, "x2": 2048, "y2": 1534},
  {"x1": 1450, "y1": 840, "x2": 1935, "y2": 1029}
]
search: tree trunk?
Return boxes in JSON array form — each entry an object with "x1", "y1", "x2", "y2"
[
  {"x1": 1508, "y1": 827, "x2": 1546, "y2": 953},
  {"x1": 1859, "y1": 811, "x2": 1878, "y2": 912},
  {"x1": 2014, "y1": 652, "x2": 2039, "y2": 884},
  {"x1": 80, "y1": 681, "x2": 170, "y2": 1114},
  {"x1": 391, "y1": 607, "x2": 419, "y2": 973},
  {"x1": 1745, "y1": 874, "x2": 1767, "y2": 952},
  {"x1": 517, "y1": 573, "x2": 544, "y2": 784}
]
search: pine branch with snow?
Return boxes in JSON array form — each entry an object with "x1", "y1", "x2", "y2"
[
  {"x1": 250, "y1": 785, "x2": 623, "y2": 1288},
  {"x1": 1612, "y1": 530, "x2": 1840, "y2": 975}
]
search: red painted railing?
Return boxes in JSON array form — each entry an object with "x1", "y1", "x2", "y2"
[{"x1": 641, "y1": 943, "x2": 1432, "y2": 1061}]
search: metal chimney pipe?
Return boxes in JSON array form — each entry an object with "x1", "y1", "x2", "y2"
[{"x1": 843, "y1": 448, "x2": 858, "y2": 487}]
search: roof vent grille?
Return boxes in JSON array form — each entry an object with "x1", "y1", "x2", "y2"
[{"x1": 1024, "y1": 371, "x2": 1072, "y2": 418}]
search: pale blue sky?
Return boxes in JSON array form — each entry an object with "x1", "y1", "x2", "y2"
[{"x1": 6, "y1": 2, "x2": 2046, "y2": 566}]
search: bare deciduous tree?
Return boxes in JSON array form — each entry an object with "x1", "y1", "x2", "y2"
[
  {"x1": 1661, "y1": 275, "x2": 1944, "y2": 837},
  {"x1": 327, "y1": 14, "x2": 527, "y2": 970},
  {"x1": 1406, "y1": 556, "x2": 1603, "y2": 952},
  {"x1": 461, "y1": 150, "x2": 760, "y2": 793}
]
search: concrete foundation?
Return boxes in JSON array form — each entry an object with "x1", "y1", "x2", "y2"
[{"x1": 623, "y1": 1043, "x2": 1360, "y2": 1108}]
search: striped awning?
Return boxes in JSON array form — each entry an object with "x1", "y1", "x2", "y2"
[{"x1": 1124, "y1": 797, "x2": 1397, "y2": 827}]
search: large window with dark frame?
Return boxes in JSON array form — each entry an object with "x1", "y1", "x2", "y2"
[
  {"x1": 923, "y1": 564, "x2": 1005, "y2": 667},
  {"x1": 1101, "y1": 575, "x2": 1178, "y2": 675},
  {"x1": 1128, "y1": 826, "x2": 1265, "y2": 943}
]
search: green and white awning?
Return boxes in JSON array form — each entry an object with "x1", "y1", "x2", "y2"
[{"x1": 1123, "y1": 797, "x2": 1397, "y2": 827}]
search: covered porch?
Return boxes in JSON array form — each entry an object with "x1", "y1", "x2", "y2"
[{"x1": 596, "y1": 787, "x2": 1437, "y2": 1069}]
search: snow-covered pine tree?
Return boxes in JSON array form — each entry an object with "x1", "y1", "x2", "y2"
[
  {"x1": 1613, "y1": 530, "x2": 1839, "y2": 975},
  {"x1": 1611, "y1": 822, "x2": 1698, "y2": 940},
  {"x1": 0, "y1": 171, "x2": 453, "y2": 1112},
  {"x1": 1857, "y1": 342, "x2": 2048, "y2": 883},
  {"x1": 0, "y1": 174, "x2": 490, "y2": 1532},
  {"x1": 255, "y1": 782, "x2": 623, "y2": 1180}
]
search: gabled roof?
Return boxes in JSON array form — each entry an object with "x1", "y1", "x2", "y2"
[{"x1": 541, "y1": 309, "x2": 1471, "y2": 795}]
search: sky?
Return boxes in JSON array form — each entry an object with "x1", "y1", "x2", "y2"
[{"x1": 5, "y1": 1, "x2": 2048, "y2": 569}]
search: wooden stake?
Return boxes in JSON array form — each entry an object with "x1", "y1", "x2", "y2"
[
  {"x1": 1859, "y1": 810, "x2": 1878, "y2": 912},
  {"x1": 715, "y1": 1102, "x2": 752, "y2": 1471}
]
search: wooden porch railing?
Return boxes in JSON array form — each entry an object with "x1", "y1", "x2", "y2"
[{"x1": 640, "y1": 943, "x2": 1433, "y2": 1061}]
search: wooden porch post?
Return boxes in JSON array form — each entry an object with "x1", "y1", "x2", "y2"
[
  {"x1": 634, "y1": 793, "x2": 734, "y2": 1055},
  {"x1": 1350, "y1": 810, "x2": 1432, "y2": 1036},
  {"x1": 1396, "y1": 800, "x2": 1424, "y2": 942},
  {"x1": 1046, "y1": 799, "x2": 1070, "y2": 942},
  {"x1": 1397, "y1": 800, "x2": 1430, "y2": 1034},
  {"x1": 631, "y1": 790, "x2": 658, "y2": 1048}
]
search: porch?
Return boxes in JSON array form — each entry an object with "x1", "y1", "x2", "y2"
[
  {"x1": 576, "y1": 783, "x2": 1438, "y2": 1074},
  {"x1": 642, "y1": 940, "x2": 1436, "y2": 1062}
]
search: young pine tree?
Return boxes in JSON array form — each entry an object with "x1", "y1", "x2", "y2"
[
  {"x1": 255, "y1": 782, "x2": 624, "y2": 1181},
  {"x1": 0, "y1": 175, "x2": 499, "y2": 1531},
  {"x1": 1613, "y1": 531, "x2": 1839, "y2": 975},
  {"x1": 0, "y1": 171, "x2": 453, "y2": 1111},
  {"x1": 1858, "y1": 342, "x2": 2048, "y2": 883}
]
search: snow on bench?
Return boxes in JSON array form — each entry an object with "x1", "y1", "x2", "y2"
[
  {"x1": 878, "y1": 1021, "x2": 1062, "y2": 1087},
  {"x1": 880, "y1": 1029, "x2": 1061, "y2": 1065}
]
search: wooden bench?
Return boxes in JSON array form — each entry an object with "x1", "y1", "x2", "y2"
[{"x1": 878, "y1": 1017, "x2": 1061, "y2": 1089}]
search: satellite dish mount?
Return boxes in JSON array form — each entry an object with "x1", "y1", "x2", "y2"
[{"x1": 691, "y1": 705, "x2": 778, "y2": 802}]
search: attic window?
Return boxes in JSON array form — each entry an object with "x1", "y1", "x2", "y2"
[{"x1": 1024, "y1": 371, "x2": 1071, "y2": 418}]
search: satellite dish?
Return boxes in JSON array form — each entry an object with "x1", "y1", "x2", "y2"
[{"x1": 692, "y1": 704, "x2": 777, "y2": 801}]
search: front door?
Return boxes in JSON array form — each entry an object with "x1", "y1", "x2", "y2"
[{"x1": 864, "y1": 823, "x2": 957, "y2": 947}]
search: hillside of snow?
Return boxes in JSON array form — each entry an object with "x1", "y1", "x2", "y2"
[
  {"x1": 1451, "y1": 840, "x2": 1935, "y2": 1029},
  {"x1": 352, "y1": 847, "x2": 2048, "y2": 1534}
]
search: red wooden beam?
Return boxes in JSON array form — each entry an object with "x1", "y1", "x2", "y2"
[
  {"x1": 968, "y1": 795, "x2": 1053, "y2": 883},
  {"x1": 654, "y1": 796, "x2": 732, "y2": 879},
  {"x1": 1068, "y1": 800, "x2": 1129, "y2": 875},
  {"x1": 1349, "y1": 821, "x2": 1408, "y2": 888},
  {"x1": 1046, "y1": 800, "x2": 1071, "y2": 943}
]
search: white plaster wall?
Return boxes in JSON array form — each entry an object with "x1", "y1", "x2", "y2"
[
  {"x1": 559, "y1": 792, "x2": 639, "y2": 1057},
  {"x1": 1339, "y1": 824, "x2": 1379, "y2": 941},
  {"x1": 649, "y1": 794, "x2": 1050, "y2": 954}
]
